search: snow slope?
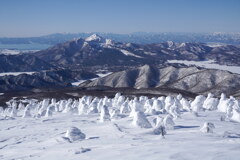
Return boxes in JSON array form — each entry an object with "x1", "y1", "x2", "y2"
[
  {"x1": 71, "y1": 72, "x2": 112, "y2": 86},
  {"x1": 0, "y1": 94, "x2": 240, "y2": 160},
  {"x1": 119, "y1": 49, "x2": 142, "y2": 58}
]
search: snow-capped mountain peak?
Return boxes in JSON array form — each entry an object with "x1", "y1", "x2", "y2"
[
  {"x1": 85, "y1": 34, "x2": 104, "y2": 42},
  {"x1": 167, "y1": 41, "x2": 174, "y2": 48},
  {"x1": 105, "y1": 39, "x2": 114, "y2": 46}
]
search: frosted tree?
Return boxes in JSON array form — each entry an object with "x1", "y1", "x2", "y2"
[
  {"x1": 217, "y1": 93, "x2": 230, "y2": 112},
  {"x1": 22, "y1": 104, "x2": 32, "y2": 118},
  {"x1": 191, "y1": 95, "x2": 206, "y2": 112},
  {"x1": 120, "y1": 102, "x2": 130, "y2": 114},
  {"x1": 153, "y1": 116, "x2": 163, "y2": 127},
  {"x1": 180, "y1": 98, "x2": 191, "y2": 111},
  {"x1": 99, "y1": 105, "x2": 110, "y2": 122},
  {"x1": 62, "y1": 99, "x2": 73, "y2": 113},
  {"x1": 203, "y1": 93, "x2": 219, "y2": 111},
  {"x1": 177, "y1": 94, "x2": 183, "y2": 100},
  {"x1": 165, "y1": 96, "x2": 174, "y2": 112},
  {"x1": 78, "y1": 101, "x2": 89, "y2": 115},
  {"x1": 132, "y1": 111, "x2": 152, "y2": 128},
  {"x1": 10, "y1": 102, "x2": 18, "y2": 117},
  {"x1": 18, "y1": 103, "x2": 25, "y2": 111},
  {"x1": 152, "y1": 116, "x2": 166, "y2": 137},
  {"x1": 144, "y1": 99, "x2": 153, "y2": 114},
  {"x1": 129, "y1": 99, "x2": 142, "y2": 117},
  {"x1": 65, "y1": 127, "x2": 86, "y2": 142},
  {"x1": 200, "y1": 122, "x2": 215, "y2": 133},
  {"x1": 152, "y1": 99, "x2": 164, "y2": 111},
  {"x1": 153, "y1": 125, "x2": 167, "y2": 138},
  {"x1": 231, "y1": 109, "x2": 240, "y2": 123},
  {"x1": 163, "y1": 114, "x2": 175, "y2": 130},
  {"x1": 58, "y1": 100, "x2": 67, "y2": 112},
  {"x1": 45, "y1": 105, "x2": 55, "y2": 117},
  {"x1": 88, "y1": 100, "x2": 99, "y2": 114},
  {"x1": 110, "y1": 108, "x2": 120, "y2": 119}
]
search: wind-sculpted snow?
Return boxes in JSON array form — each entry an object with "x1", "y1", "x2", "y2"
[{"x1": 0, "y1": 93, "x2": 240, "y2": 160}]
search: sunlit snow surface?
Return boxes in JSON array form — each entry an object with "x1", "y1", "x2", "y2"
[
  {"x1": 0, "y1": 72, "x2": 35, "y2": 76},
  {"x1": 168, "y1": 60, "x2": 240, "y2": 74},
  {"x1": 0, "y1": 93, "x2": 240, "y2": 160}
]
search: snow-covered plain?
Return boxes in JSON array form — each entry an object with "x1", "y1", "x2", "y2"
[
  {"x1": 0, "y1": 49, "x2": 39, "y2": 55},
  {"x1": 0, "y1": 93, "x2": 240, "y2": 160},
  {"x1": 0, "y1": 49, "x2": 21, "y2": 55},
  {"x1": 168, "y1": 60, "x2": 240, "y2": 74}
]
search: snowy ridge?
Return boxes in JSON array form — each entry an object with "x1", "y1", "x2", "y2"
[
  {"x1": 0, "y1": 72, "x2": 36, "y2": 76},
  {"x1": 0, "y1": 93, "x2": 240, "y2": 159},
  {"x1": 119, "y1": 49, "x2": 142, "y2": 58}
]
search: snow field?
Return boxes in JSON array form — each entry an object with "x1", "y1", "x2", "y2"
[{"x1": 0, "y1": 93, "x2": 240, "y2": 160}]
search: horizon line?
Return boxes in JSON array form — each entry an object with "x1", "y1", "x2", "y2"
[{"x1": 1, "y1": 31, "x2": 240, "y2": 38}]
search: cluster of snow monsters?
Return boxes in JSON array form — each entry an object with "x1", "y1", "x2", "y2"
[{"x1": 1, "y1": 93, "x2": 240, "y2": 138}]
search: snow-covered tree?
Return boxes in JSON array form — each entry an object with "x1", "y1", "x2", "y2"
[
  {"x1": 191, "y1": 95, "x2": 206, "y2": 112},
  {"x1": 132, "y1": 111, "x2": 152, "y2": 128},
  {"x1": 153, "y1": 125, "x2": 167, "y2": 138},
  {"x1": 65, "y1": 127, "x2": 86, "y2": 142},
  {"x1": 99, "y1": 105, "x2": 110, "y2": 122},
  {"x1": 200, "y1": 122, "x2": 215, "y2": 133},
  {"x1": 22, "y1": 104, "x2": 32, "y2": 118},
  {"x1": 163, "y1": 114, "x2": 175, "y2": 130},
  {"x1": 203, "y1": 93, "x2": 219, "y2": 111}
]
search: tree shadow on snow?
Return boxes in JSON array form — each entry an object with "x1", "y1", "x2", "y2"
[{"x1": 174, "y1": 125, "x2": 199, "y2": 129}]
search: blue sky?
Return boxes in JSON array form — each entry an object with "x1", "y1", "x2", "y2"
[{"x1": 0, "y1": 0, "x2": 240, "y2": 37}]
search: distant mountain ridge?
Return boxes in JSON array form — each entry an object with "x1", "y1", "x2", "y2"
[
  {"x1": 0, "y1": 54, "x2": 55, "y2": 72},
  {"x1": 1, "y1": 32, "x2": 240, "y2": 45},
  {"x1": 82, "y1": 64, "x2": 240, "y2": 97},
  {"x1": 0, "y1": 69, "x2": 97, "y2": 91},
  {"x1": 32, "y1": 34, "x2": 240, "y2": 67}
]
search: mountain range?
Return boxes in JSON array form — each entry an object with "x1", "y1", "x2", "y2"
[
  {"x1": 1, "y1": 34, "x2": 240, "y2": 73},
  {"x1": 31, "y1": 34, "x2": 240, "y2": 68},
  {"x1": 0, "y1": 34, "x2": 240, "y2": 99}
]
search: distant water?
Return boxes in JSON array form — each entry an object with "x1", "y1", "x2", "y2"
[{"x1": 0, "y1": 43, "x2": 52, "y2": 50}]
